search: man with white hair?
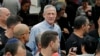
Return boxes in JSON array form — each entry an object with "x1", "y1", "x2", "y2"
[{"x1": 27, "y1": 5, "x2": 61, "y2": 56}]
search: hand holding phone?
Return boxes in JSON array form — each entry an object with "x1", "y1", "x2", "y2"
[{"x1": 71, "y1": 47, "x2": 77, "y2": 53}]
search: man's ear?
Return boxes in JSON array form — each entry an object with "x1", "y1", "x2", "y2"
[
  {"x1": 50, "y1": 41, "x2": 54, "y2": 47},
  {"x1": 82, "y1": 24, "x2": 86, "y2": 29},
  {"x1": 5, "y1": 52, "x2": 12, "y2": 56},
  {"x1": 43, "y1": 13, "x2": 45, "y2": 18}
]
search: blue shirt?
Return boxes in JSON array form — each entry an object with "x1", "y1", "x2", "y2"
[{"x1": 26, "y1": 20, "x2": 61, "y2": 56}]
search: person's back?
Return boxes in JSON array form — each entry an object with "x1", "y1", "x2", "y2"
[{"x1": 3, "y1": 0, "x2": 20, "y2": 15}]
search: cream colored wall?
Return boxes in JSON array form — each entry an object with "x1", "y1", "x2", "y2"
[{"x1": 58, "y1": 0, "x2": 65, "y2": 2}]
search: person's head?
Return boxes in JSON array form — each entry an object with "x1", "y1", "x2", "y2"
[
  {"x1": 95, "y1": 42, "x2": 100, "y2": 56},
  {"x1": 81, "y1": 35, "x2": 98, "y2": 54},
  {"x1": 13, "y1": 24, "x2": 30, "y2": 44},
  {"x1": 54, "y1": 2, "x2": 66, "y2": 17},
  {"x1": 74, "y1": 16, "x2": 90, "y2": 33},
  {"x1": 82, "y1": 0, "x2": 89, "y2": 7},
  {"x1": 95, "y1": 0, "x2": 100, "y2": 6},
  {"x1": 43, "y1": 5, "x2": 57, "y2": 25},
  {"x1": 35, "y1": 33, "x2": 42, "y2": 50},
  {"x1": 41, "y1": 31, "x2": 60, "y2": 53},
  {"x1": 21, "y1": 0, "x2": 31, "y2": 12},
  {"x1": 0, "y1": 7, "x2": 10, "y2": 23},
  {"x1": 4, "y1": 38, "x2": 26, "y2": 56},
  {"x1": 6, "y1": 15, "x2": 22, "y2": 29}
]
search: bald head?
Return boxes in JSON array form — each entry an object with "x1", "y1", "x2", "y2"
[
  {"x1": 0, "y1": 7, "x2": 10, "y2": 22},
  {"x1": 13, "y1": 24, "x2": 29, "y2": 39},
  {"x1": 0, "y1": 7, "x2": 10, "y2": 16}
]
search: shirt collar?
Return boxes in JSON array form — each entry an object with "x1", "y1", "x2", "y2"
[{"x1": 43, "y1": 20, "x2": 55, "y2": 29}]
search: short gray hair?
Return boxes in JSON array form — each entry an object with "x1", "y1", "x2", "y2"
[
  {"x1": 43, "y1": 5, "x2": 56, "y2": 13},
  {"x1": 35, "y1": 33, "x2": 42, "y2": 46}
]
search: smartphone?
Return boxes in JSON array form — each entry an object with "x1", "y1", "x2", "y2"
[{"x1": 71, "y1": 47, "x2": 77, "y2": 52}]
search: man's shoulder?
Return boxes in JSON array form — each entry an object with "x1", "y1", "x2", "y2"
[
  {"x1": 31, "y1": 22, "x2": 44, "y2": 29},
  {"x1": 66, "y1": 33, "x2": 79, "y2": 42},
  {"x1": 0, "y1": 27, "x2": 5, "y2": 34},
  {"x1": 55, "y1": 23, "x2": 61, "y2": 28}
]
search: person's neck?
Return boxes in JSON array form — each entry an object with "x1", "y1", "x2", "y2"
[
  {"x1": 0, "y1": 21, "x2": 7, "y2": 29},
  {"x1": 41, "y1": 47, "x2": 52, "y2": 56},
  {"x1": 73, "y1": 29, "x2": 84, "y2": 38},
  {"x1": 48, "y1": 23, "x2": 54, "y2": 27},
  {"x1": 5, "y1": 29, "x2": 13, "y2": 38}
]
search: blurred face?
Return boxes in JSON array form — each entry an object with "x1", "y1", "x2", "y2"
[
  {"x1": 15, "y1": 46, "x2": 26, "y2": 56},
  {"x1": 0, "y1": 9, "x2": 10, "y2": 22},
  {"x1": 22, "y1": 3, "x2": 30, "y2": 12},
  {"x1": 82, "y1": 2, "x2": 88, "y2": 7},
  {"x1": 96, "y1": 0, "x2": 100, "y2": 6},
  {"x1": 43, "y1": 7, "x2": 57, "y2": 25},
  {"x1": 52, "y1": 36, "x2": 60, "y2": 53},
  {"x1": 83, "y1": 19, "x2": 90, "y2": 34},
  {"x1": 58, "y1": 7, "x2": 65, "y2": 17},
  {"x1": 23, "y1": 27, "x2": 30, "y2": 43}
]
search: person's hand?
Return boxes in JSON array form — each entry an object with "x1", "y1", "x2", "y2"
[
  {"x1": 87, "y1": 11, "x2": 91, "y2": 16},
  {"x1": 63, "y1": 28, "x2": 69, "y2": 34},
  {"x1": 63, "y1": 13, "x2": 67, "y2": 18},
  {"x1": 67, "y1": 48, "x2": 76, "y2": 56}
]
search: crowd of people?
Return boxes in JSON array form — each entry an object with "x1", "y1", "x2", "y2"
[{"x1": 0, "y1": 0, "x2": 100, "y2": 56}]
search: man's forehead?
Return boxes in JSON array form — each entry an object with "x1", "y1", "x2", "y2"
[{"x1": 44, "y1": 7, "x2": 56, "y2": 12}]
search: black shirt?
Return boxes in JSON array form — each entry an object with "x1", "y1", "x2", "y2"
[
  {"x1": 0, "y1": 27, "x2": 5, "y2": 34},
  {"x1": 0, "y1": 32, "x2": 9, "y2": 50},
  {"x1": 92, "y1": 5, "x2": 100, "y2": 28},
  {"x1": 88, "y1": 29, "x2": 100, "y2": 42},
  {"x1": 65, "y1": 33, "x2": 83, "y2": 55}
]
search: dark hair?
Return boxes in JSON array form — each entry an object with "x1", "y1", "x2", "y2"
[
  {"x1": 82, "y1": 35, "x2": 98, "y2": 54},
  {"x1": 74, "y1": 16, "x2": 88, "y2": 29},
  {"x1": 54, "y1": 2, "x2": 66, "y2": 12},
  {"x1": 21, "y1": 0, "x2": 31, "y2": 6},
  {"x1": 82, "y1": 0, "x2": 88, "y2": 2},
  {"x1": 6, "y1": 15, "x2": 23, "y2": 28},
  {"x1": 4, "y1": 38, "x2": 25, "y2": 55},
  {"x1": 41, "y1": 31, "x2": 58, "y2": 48}
]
